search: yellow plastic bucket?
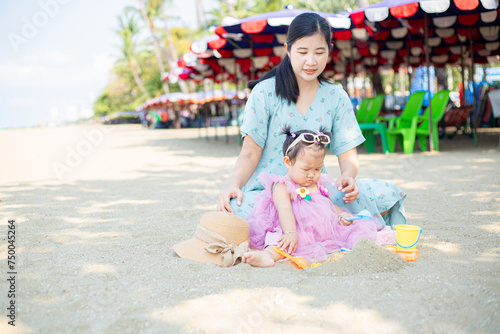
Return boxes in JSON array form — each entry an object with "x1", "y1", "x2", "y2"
[{"x1": 394, "y1": 225, "x2": 422, "y2": 251}]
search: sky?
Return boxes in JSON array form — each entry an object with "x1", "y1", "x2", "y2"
[{"x1": 0, "y1": 0, "x2": 216, "y2": 128}]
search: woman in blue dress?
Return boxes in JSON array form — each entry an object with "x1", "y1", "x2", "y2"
[{"x1": 216, "y1": 13, "x2": 406, "y2": 228}]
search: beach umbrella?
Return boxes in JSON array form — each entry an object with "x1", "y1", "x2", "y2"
[
  {"x1": 214, "y1": 8, "x2": 351, "y2": 38},
  {"x1": 213, "y1": 8, "x2": 352, "y2": 80},
  {"x1": 342, "y1": 0, "x2": 500, "y2": 151},
  {"x1": 190, "y1": 34, "x2": 284, "y2": 82}
]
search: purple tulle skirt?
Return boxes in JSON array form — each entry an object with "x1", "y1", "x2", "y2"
[{"x1": 246, "y1": 172, "x2": 395, "y2": 262}]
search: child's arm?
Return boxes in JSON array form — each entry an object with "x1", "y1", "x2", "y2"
[
  {"x1": 272, "y1": 182, "x2": 298, "y2": 253},
  {"x1": 333, "y1": 204, "x2": 355, "y2": 226}
]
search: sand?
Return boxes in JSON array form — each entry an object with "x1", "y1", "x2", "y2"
[
  {"x1": 0, "y1": 124, "x2": 499, "y2": 333},
  {"x1": 305, "y1": 239, "x2": 407, "y2": 276}
]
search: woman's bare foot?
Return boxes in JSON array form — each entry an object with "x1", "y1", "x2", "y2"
[{"x1": 241, "y1": 250, "x2": 275, "y2": 268}]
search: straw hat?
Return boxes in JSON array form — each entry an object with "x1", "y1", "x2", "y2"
[{"x1": 172, "y1": 212, "x2": 250, "y2": 267}]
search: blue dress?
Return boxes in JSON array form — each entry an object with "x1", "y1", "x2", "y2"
[{"x1": 231, "y1": 78, "x2": 406, "y2": 228}]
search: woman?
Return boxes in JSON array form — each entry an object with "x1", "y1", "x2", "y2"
[{"x1": 217, "y1": 13, "x2": 406, "y2": 228}]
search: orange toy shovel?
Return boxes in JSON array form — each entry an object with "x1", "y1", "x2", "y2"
[
  {"x1": 384, "y1": 246, "x2": 419, "y2": 262},
  {"x1": 273, "y1": 246, "x2": 310, "y2": 269}
]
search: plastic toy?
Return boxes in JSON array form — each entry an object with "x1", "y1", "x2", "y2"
[
  {"x1": 384, "y1": 245, "x2": 419, "y2": 262},
  {"x1": 394, "y1": 224, "x2": 422, "y2": 251},
  {"x1": 344, "y1": 209, "x2": 373, "y2": 221},
  {"x1": 273, "y1": 246, "x2": 310, "y2": 269}
]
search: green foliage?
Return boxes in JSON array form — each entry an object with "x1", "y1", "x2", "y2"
[
  {"x1": 163, "y1": 26, "x2": 197, "y2": 59},
  {"x1": 295, "y1": 0, "x2": 356, "y2": 13},
  {"x1": 94, "y1": 50, "x2": 163, "y2": 116}
]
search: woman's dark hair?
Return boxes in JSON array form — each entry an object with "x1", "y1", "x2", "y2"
[
  {"x1": 248, "y1": 13, "x2": 332, "y2": 104},
  {"x1": 282, "y1": 126, "x2": 332, "y2": 163}
]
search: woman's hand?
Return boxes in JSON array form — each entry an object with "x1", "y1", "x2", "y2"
[
  {"x1": 278, "y1": 231, "x2": 298, "y2": 254},
  {"x1": 216, "y1": 135, "x2": 262, "y2": 214},
  {"x1": 336, "y1": 148, "x2": 360, "y2": 204},
  {"x1": 217, "y1": 186, "x2": 243, "y2": 213},
  {"x1": 336, "y1": 175, "x2": 359, "y2": 203}
]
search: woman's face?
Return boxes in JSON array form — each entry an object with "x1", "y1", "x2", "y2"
[{"x1": 286, "y1": 32, "x2": 329, "y2": 85}]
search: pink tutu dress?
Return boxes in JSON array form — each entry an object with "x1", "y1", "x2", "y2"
[{"x1": 246, "y1": 172, "x2": 395, "y2": 263}]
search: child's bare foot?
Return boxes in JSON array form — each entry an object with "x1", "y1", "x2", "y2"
[{"x1": 242, "y1": 250, "x2": 275, "y2": 268}]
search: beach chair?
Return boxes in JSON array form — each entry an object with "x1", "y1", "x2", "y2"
[
  {"x1": 416, "y1": 90, "x2": 451, "y2": 151},
  {"x1": 358, "y1": 94, "x2": 389, "y2": 154},
  {"x1": 388, "y1": 90, "x2": 450, "y2": 154},
  {"x1": 377, "y1": 91, "x2": 426, "y2": 153}
]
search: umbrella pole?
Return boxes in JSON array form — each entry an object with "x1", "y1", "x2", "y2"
[
  {"x1": 369, "y1": 69, "x2": 374, "y2": 97},
  {"x1": 470, "y1": 26, "x2": 478, "y2": 146},
  {"x1": 222, "y1": 68, "x2": 229, "y2": 143},
  {"x1": 212, "y1": 79, "x2": 217, "y2": 140},
  {"x1": 235, "y1": 61, "x2": 242, "y2": 145},
  {"x1": 406, "y1": 35, "x2": 412, "y2": 93},
  {"x1": 250, "y1": 36, "x2": 255, "y2": 81},
  {"x1": 350, "y1": 38, "x2": 357, "y2": 110},
  {"x1": 204, "y1": 79, "x2": 210, "y2": 140},
  {"x1": 460, "y1": 43, "x2": 466, "y2": 107},
  {"x1": 424, "y1": 12, "x2": 434, "y2": 152}
]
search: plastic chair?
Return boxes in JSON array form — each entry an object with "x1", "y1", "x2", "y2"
[
  {"x1": 387, "y1": 91, "x2": 450, "y2": 154},
  {"x1": 355, "y1": 97, "x2": 374, "y2": 123},
  {"x1": 358, "y1": 94, "x2": 389, "y2": 154},
  {"x1": 363, "y1": 94, "x2": 386, "y2": 123},
  {"x1": 416, "y1": 90, "x2": 451, "y2": 151},
  {"x1": 377, "y1": 91, "x2": 426, "y2": 153}
]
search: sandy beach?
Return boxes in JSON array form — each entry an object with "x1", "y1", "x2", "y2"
[{"x1": 0, "y1": 124, "x2": 499, "y2": 333}]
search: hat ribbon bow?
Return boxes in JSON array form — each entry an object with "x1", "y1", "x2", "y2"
[{"x1": 195, "y1": 225, "x2": 249, "y2": 267}]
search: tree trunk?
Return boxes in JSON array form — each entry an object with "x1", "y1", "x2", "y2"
[
  {"x1": 163, "y1": 18, "x2": 178, "y2": 64},
  {"x1": 195, "y1": 0, "x2": 203, "y2": 29},
  {"x1": 137, "y1": 0, "x2": 170, "y2": 94},
  {"x1": 130, "y1": 58, "x2": 149, "y2": 96}
]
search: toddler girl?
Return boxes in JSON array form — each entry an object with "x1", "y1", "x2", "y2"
[{"x1": 242, "y1": 128, "x2": 394, "y2": 267}]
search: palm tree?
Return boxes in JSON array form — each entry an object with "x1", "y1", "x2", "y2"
[
  {"x1": 128, "y1": 0, "x2": 172, "y2": 94},
  {"x1": 295, "y1": 0, "x2": 356, "y2": 13},
  {"x1": 209, "y1": 0, "x2": 254, "y2": 23},
  {"x1": 116, "y1": 11, "x2": 149, "y2": 97}
]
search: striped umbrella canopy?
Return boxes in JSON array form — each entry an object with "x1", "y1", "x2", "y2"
[
  {"x1": 137, "y1": 90, "x2": 245, "y2": 111},
  {"x1": 189, "y1": 34, "x2": 284, "y2": 82},
  {"x1": 207, "y1": 8, "x2": 352, "y2": 80},
  {"x1": 325, "y1": 0, "x2": 499, "y2": 77},
  {"x1": 214, "y1": 8, "x2": 351, "y2": 37}
]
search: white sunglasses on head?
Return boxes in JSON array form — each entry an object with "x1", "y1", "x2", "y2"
[{"x1": 285, "y1": 132, "x2": 331, "y2": 156}]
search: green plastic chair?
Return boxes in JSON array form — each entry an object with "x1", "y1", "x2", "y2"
[
  {"x1": 355, "y1": 97, "x2": 374, "y2": 123},
  {"x1": 363, "y1": 94, "x2": 386, "y2": 123},
  {"x1": 416, "y1": 90, "x2": 451, "y2": 151},
  {"x1": 387, "y1": 91, "x2": 450, "y2": 154},
  {"x1": 378, "y1": 91, "x2": 426, "y2": 153},
  {"x1": 358, "y1": 94, "x2": 389, "y2": 154}
]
